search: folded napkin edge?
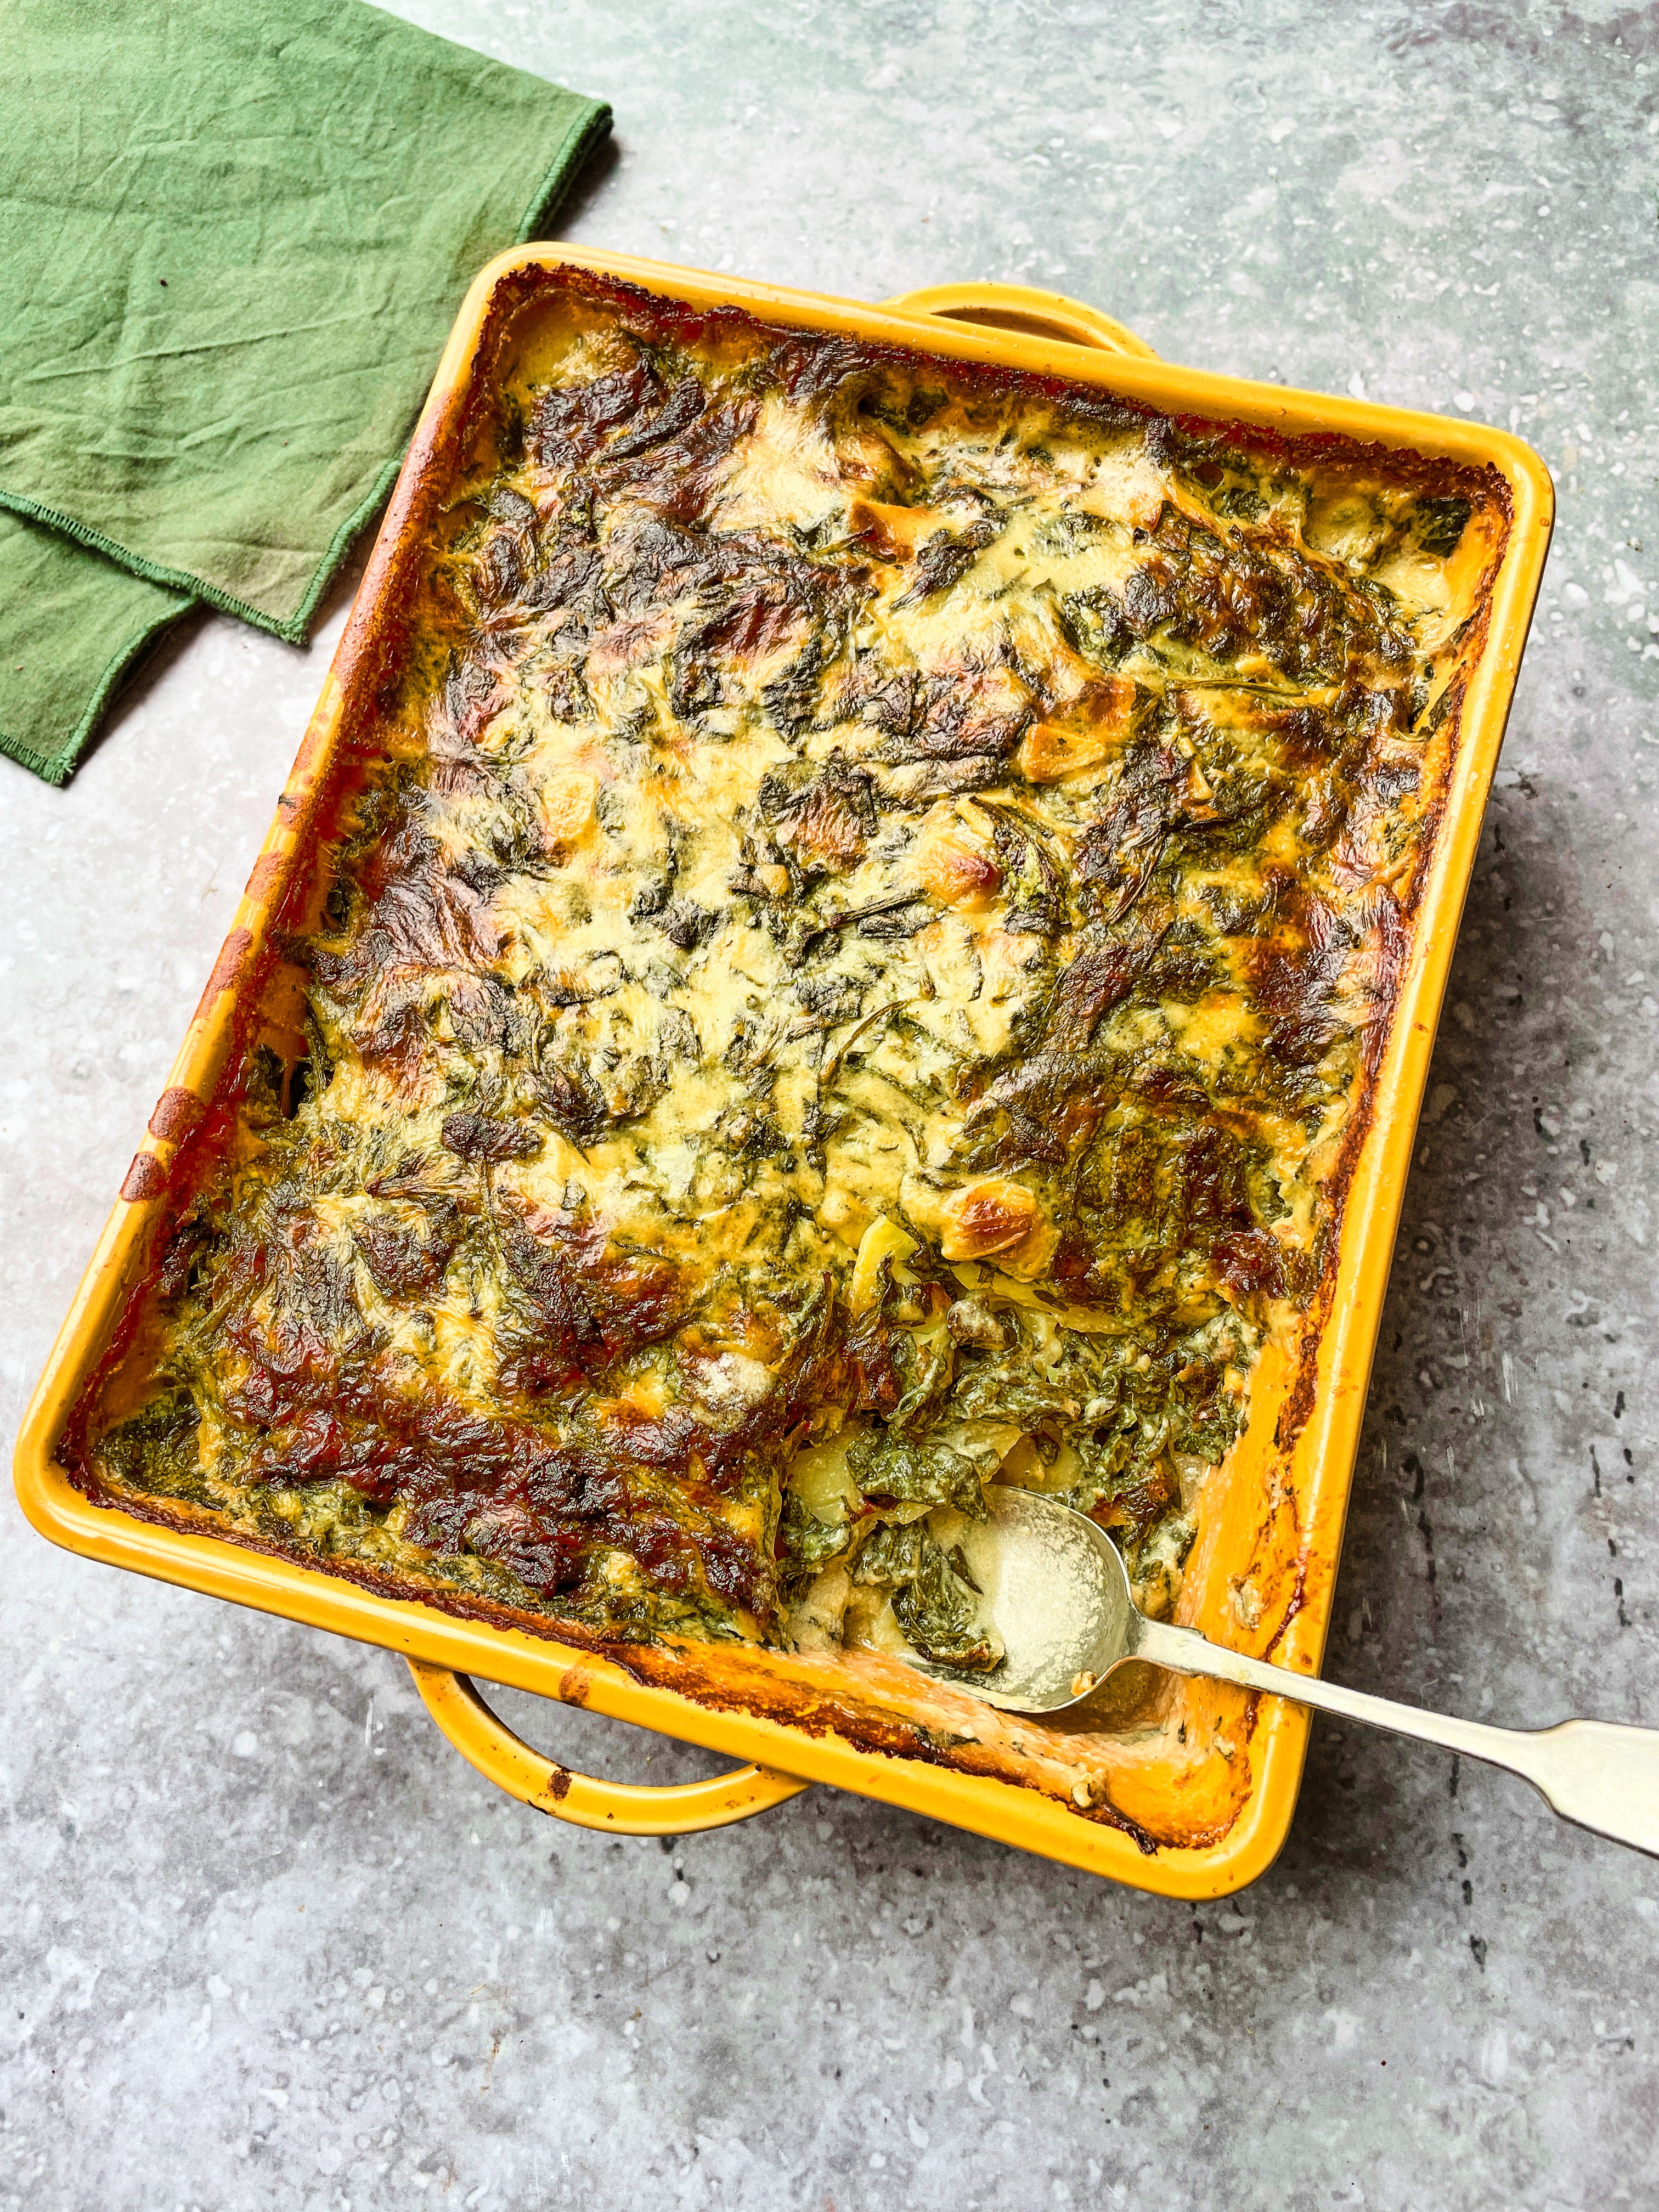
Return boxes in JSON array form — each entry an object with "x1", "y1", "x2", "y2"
[
  {"x1": 0, "y1": 582, "x2": 195, "y2": 786},
  {"x1": 0, "y1": 94, "x2": 612, "y2": 654},
  {"x1": 515, "y1": 98, "x2": 614, "y2": 248}
]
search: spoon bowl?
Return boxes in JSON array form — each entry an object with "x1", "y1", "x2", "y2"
[{"x1": 921, "y1": 1487, "x2": 1143, "y2": 1714}]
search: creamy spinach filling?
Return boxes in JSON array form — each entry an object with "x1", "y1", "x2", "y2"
[{"x1": 86, "y1": 273, "x2": 1501, "y2": 1668}]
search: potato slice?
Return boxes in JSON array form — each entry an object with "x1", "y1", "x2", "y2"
[
  {"x1": 849, "y1": 1215, "x2": 919, "y2": 1314},
  {"x1": 1017, "y1": 675, "x2": 1135, "y2": 784}
]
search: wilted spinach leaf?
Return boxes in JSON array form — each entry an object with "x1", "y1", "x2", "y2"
[
  {"x1": 778, "y1": 1489, "x2": 853, "y2": 1577},
  {"x1": 1414, "y1": 496, "x2": 1470, "y2": 558},
  {"x1": 846, "y1": 1431, "x2": 986, "y2": 1517},
  {"x1": 851, "y1": 1521, "x2": 1003, "y2": 1669}
]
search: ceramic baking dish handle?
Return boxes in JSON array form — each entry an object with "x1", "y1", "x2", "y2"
[
  {"x1": 882, "y1": 280, "x2": 1158, "y2": 358},
  {"x1": 407, "y1": 1660, "x2": 810, "y2": 1835}
]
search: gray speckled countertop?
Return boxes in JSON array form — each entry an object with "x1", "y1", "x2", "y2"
[{"x1": 3, "y1": 4, "x2": 1655, "y2": 2205}]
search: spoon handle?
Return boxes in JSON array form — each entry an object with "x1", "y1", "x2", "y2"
[{"x1": 1133, "y1": 1616, "x2": 1659, "y2": 1859}]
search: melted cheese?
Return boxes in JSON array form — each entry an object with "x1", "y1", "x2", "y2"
[{"x1": 85, "y1": 274, "x2": 1509, "y2": 1658}]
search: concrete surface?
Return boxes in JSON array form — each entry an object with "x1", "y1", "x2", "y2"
[{"x1": 3, "y1": 2, "x2": 1656, "y2": 2205}]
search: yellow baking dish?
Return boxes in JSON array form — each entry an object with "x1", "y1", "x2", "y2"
[{"x1": 13, "y1": 249, "x2": 1552, "y2": 1896}]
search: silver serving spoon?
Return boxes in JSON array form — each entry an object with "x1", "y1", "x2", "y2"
[{"x1": 909, "y1": 1487, "x2": 1659, "y2": 1859}]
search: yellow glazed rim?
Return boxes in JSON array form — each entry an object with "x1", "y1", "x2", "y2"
[{"x1": 13, "y1": 251, "x2": 1553, "y2": 1895}]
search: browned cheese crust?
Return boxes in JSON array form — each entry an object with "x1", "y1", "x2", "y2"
[{"x1": 68, "y1": 269, "x2": 1509, "y2": 1821}]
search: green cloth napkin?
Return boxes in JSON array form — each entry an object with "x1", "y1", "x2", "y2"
[{"x1": 0, "y1": 0, "x2": 610, "y2": 784}]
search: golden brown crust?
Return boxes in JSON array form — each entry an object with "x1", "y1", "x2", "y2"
[{"x1": 64, "y1": 263, "x2": 1511, "y2": 1842}]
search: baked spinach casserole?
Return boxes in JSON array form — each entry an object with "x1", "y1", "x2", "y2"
[{"x1": 74, "y1": 271, "x2": 1506, "y2": 1686}]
